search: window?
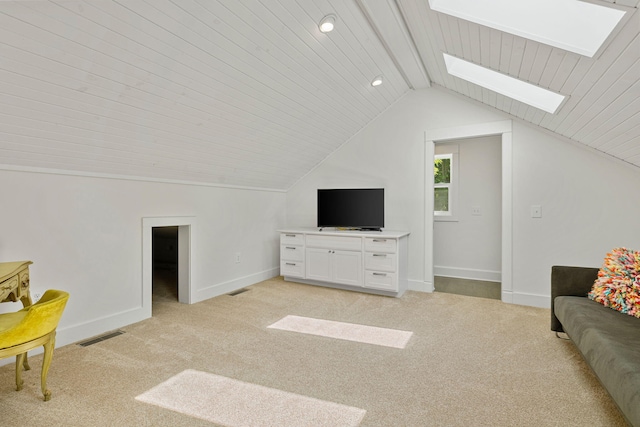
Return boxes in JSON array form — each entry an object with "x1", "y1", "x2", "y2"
[
  {"x1": 434, "y1": 144, "x2": 458, "y2": 221},
  {"x1": 429, "y1": 0, "x2": 625, "y2": 58},
  {"x1": 434, "y1": 154, "x2": 451, "y2": 212},
  {"x1": 443, "y1": 54, "x2": 565, "y2": 114}
]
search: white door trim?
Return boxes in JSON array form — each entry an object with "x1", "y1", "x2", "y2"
[{"x1": 425, "y1": 120, "x2": 513, "y2": 303}]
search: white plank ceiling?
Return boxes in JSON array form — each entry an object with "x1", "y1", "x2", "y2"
[
  {"x1": 396, "y1": 0, "x2": 640, "y2": 162},
  {"x1": 0, "y1": 0, "x2": 639, "y2": 190}
]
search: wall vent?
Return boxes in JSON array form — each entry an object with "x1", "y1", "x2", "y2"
[{"x1": 228, "y1": 288, "x2": 250, "y2": 296}]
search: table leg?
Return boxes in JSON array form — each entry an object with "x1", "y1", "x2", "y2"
[{"x1": 20, "y1": 292, "x2": 32, "y2": 371}]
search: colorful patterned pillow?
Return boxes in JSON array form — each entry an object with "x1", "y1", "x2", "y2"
[{"x1": 588, "y1": 247, "x2": 640, "y2": 318}]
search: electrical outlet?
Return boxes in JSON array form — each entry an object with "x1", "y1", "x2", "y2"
[
  {"x1": 472, "y1": 206, "x2": 481, "y2": 216},
  {"x1": 235, "y1": 252, "x2": 241, "y2": 263},
  {"x1": 32, "y1": 292, "x2": 41, "y2": 302}
]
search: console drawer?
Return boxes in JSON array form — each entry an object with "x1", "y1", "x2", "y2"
[
  {"x1": 364, "y1": 271, "x2": 398, "y2": 292},
  {"x1": 281, "y1": 233, "x2": 305, "y2": 246},
  {"x1": 281, "y1": 245, "x2": 304, "y2": 262},
  {"x1": 281, "y1": 261, "x2": 305, "y2": 278},
  {"x1": 364, "y1": 252, "x2": 397, "y2": 272},
  {"x1": 364, "y1": 237, "x2": 396, "y2": 254},
  {"x1": 306, "y1": 235, "x2": 362, "y2": 251}
]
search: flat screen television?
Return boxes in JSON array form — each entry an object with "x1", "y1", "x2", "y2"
[{"x1": 317, "y1": 188, "x2": 384, "y2": 231}]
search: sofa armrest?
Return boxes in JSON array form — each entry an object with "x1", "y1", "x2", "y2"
[{"x1": 550, "y1": 266, "x2": 599, "y2": 332}]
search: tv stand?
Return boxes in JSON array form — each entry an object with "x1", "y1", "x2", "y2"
[{"x1": 279, "y1": 228, "x2": 410, "y2": 297}]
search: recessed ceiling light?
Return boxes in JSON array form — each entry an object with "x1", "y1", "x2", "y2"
[
  {"x1": 371, "y1": 75, "x2": 383, "y2": 87},
  {"x1": 319, "y1": 15, "x2": 336, "y2": 33},
  {"x1": 429, "y1": 0, "x2": 625, "y2": 57},
  {"x1": 443, "y1": 53, "x2": 565, "y2": 114}
]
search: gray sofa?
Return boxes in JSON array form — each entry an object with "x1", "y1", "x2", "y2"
[{"x1": 551, "y1": 266, "x2": 640, "y2": 427}]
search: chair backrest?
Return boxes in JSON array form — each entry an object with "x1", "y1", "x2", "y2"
[{"x1": 0, "y1": 290, "x2": 69, "y2": 349}]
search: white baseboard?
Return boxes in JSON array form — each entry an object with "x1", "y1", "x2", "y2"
[
  {"x1": 501, "y1": 290, "x2": 513, "y2": 304},
  {"x1": 503, "y1": 290, "x2": 550, "y2": 308},
  {"x1": 409, "y1": 279, "x2": 433, "y2": 292},
  {"x1": 0, "y1": 305, "x2": 148, "y2": 367},
  {"x1": 512, "y1": 292, "x2": 550, "y2": 309},
  {"x1": 283, "y1": 277, "x2": 402, "y2": 297},
  {"x1": 193, "y1": 267, "x2": 279, "y2": 303},
  {"x1": 434, "y1": 266, "x2": 501, "y2": 282}
]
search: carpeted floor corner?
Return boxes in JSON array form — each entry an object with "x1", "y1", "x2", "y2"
[{"x1": 0, "y1": 276, "x2": 628, "y2": 426}]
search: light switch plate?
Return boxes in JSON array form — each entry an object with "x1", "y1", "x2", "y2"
[{"x1": 531, "y1": 205, "x2": 542, "y2": 218}]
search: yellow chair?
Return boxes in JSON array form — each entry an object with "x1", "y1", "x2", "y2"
[{"x1": 0, "y1": 289, "x2": 69, "y2": 401}]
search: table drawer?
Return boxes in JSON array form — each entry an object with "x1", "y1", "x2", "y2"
[
  {"x1": 280, "y1": 233, "x2": 305, "y2": 246},
  {"x1": 364, "y1": 237, "x2": 397, "y2": 254},
  {"x1": 364, "y1": 271, "x2": 398, "y2": 292},
  {"x1": 364, "y1": 252, "x2": 397, "y2": 272},
  {"x1": 281, "y1": 261, "x2": 305, "y2": 278},
  {"x1": 0, "y1": 277, "x2": 18, "y2": 300},
  {"x1": 281, "y1": 245, "x2": 304, "y2": 262}
]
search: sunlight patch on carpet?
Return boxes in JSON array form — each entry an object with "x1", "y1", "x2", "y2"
[
  {"x1": 268, "y1": 315, "x2": 413, "y2": 349},
  {"x1": 135, "y1": 369, "x2": 365, "y2": 427}
]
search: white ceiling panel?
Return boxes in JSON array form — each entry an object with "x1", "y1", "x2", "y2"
[
  {"x1": 0, "y1": 0, "x2": 409, "y2": 189},
  {"x1": 0, "y1": 0, "x2": 639, "y2": 188},
  {"x1": 398, "y1": 0, "x2": 640, "y2": 168}
]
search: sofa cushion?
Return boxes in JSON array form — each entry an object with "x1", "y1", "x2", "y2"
[
  {"x1": 555, "y1": 296, "x2": 640, "y2": 426},
  {"x1": 589, "y1": 247, "x2": 640, "y2": 318}
]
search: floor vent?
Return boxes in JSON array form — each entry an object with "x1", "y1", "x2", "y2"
[
  {"x1": 228, "y1": 288, "x2": 250, "y2": 296},
  {"x1": 77, "y1": 330, "x2": 125, "y2": 347}
]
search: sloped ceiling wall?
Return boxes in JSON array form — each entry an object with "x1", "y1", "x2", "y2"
[
  {"x1": 0, "y1": 0, "x2": 638, "y2": 190},
  {"x1": 396, "y1": 0, "x2": 640, "y2": 166},
  {"x1": 0, "y1": 0, "x2": 408, "y2": 190}
]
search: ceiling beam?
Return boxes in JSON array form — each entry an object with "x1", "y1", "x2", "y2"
[{"x1": 356, "y1": 0, "x2": 431, "y2": 89}]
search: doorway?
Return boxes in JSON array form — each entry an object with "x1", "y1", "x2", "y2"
[
  {"x1": 152, "y1": 226, "x2": 178, "y2": 301},
  {"x1": 142, "y1": 216, "x2": 195, "y2": 319},
  {"x1": 432, "y1": 135, "x2": 502, "y2": 300},
  {"x1": 424, "y1": 120, "x2": 513, "y2": 303}
]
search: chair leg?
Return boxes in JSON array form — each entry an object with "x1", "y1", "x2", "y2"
[
  {"x1": 41, "y1": 335, "x2": 55, "y2": 401},
  {"x1": 15, "y1": 353, "x2": 26, "y2": 391}
]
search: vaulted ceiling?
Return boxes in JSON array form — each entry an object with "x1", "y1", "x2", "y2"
[{"x1": 0, "y1": 0, "x2": 638, "y2": 190}]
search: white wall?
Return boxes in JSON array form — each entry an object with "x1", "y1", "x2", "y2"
[
  {"x1": 0, "y1": 169, "x2": 286, "y2": 351},
  {"x1": 511, "y1": 121, "x2": 640, "y2": 304},
  {"x1": 286, "y1": 87, "x2": 640, "y2": 307},
  {"x1": 434, "y1": 135, "x2": 502, "y2": 282},
  {"x1": 286, "y1": 89, "x2": 505, "y2": 291}
]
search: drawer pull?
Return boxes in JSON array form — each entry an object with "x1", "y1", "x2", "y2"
[
  {"x1": 373, "y1": 272, "x2": 387, "y2": 276},
  {"x1": 372, "y1": 254, "x2": 387, "y2": 257},
  {"x1": 285, "y1": 262, "x2": 296, "y2": 266},
  {"x1": 285, "y1": 247, "x2": 297, "y2": 250},
  {"x1": 372, "y1": 239, "x2": 387, "y2": 242}
]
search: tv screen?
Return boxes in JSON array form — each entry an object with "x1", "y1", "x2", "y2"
[{"x1": 317, "y1": 188, "x2": 384, "y2": 230}]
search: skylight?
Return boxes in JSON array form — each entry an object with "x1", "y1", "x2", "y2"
[
  {"x1": 443, "y1": 54, "x2": 565, "y2": 114},
  {"x1": 429, "y1": 0, "x2": 625, "y2": 57}
]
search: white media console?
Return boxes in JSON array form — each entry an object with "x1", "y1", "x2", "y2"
[{"x1": 279, "y1": 228, "x2": 410, "y2": 297}]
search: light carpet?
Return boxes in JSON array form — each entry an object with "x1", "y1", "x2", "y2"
[
  {"x1": 135, "y1": 369, "x2": 366, "y2": 427},
  {"x1": 267, "y1": 314, "x2": 413, "y2": 349},
  {"x1": 0, "y1": 276, "x2": 628, "y2": 426}
]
